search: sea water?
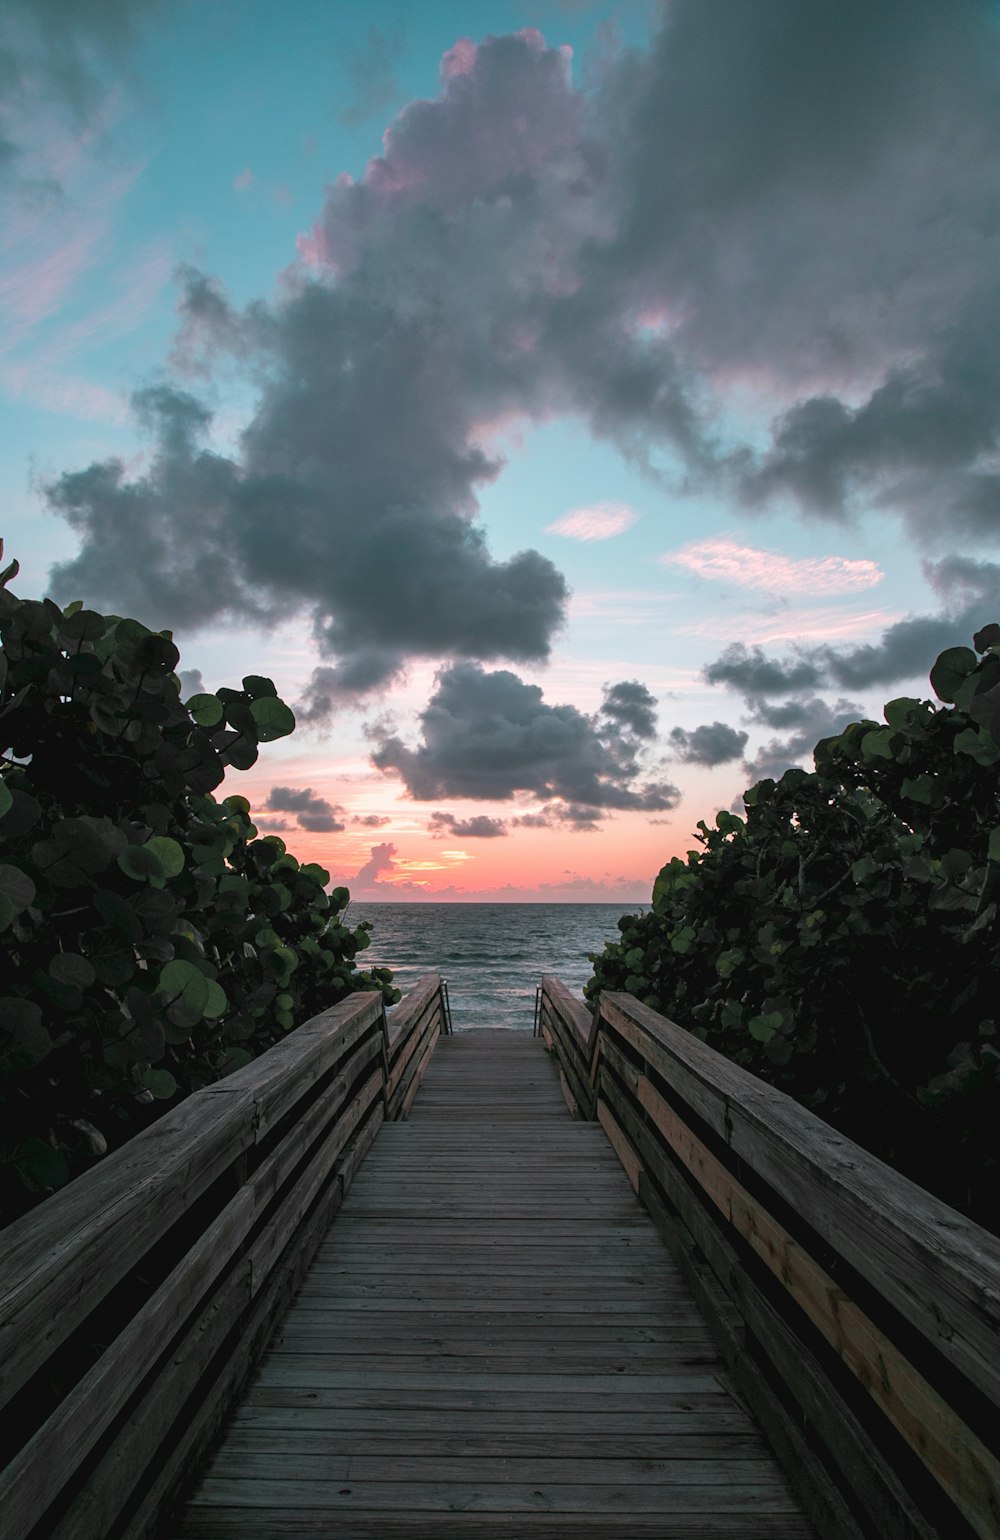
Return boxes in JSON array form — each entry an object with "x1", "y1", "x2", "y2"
[{"x1": 344, "y1": 901, "x2": 640, "y2": 1031}]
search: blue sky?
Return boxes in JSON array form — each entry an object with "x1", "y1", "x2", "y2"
[{"x1": 1, "y1": 0, "x2": 995, "y2": 899}]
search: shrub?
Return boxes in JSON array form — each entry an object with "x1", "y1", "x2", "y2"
[
  {"x1": 587, "y1": 627, "x2": 1000, "y2": 1231},
  {"x1": 0, "y1": 544, "x2": 397, "y2": 1223}
]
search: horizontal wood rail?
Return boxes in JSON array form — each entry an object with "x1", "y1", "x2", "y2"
[
  {"x1": 0, "y1": 973, "x2": 448, "y2": 1540},
  {"x1": 539, "y1": 975, "x2": 1000, "y2": 1540}
]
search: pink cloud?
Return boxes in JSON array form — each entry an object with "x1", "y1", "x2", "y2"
[
  {"x1": 547, "y1": 502, "x2": 638, "y2": 541},
  {"x1": 661, "y1": 537, "x2": 883, "y2": 595},
  {"x1": 233, "y1": 168, "x2": 254, "y2": 191},
  {"x1": 441, "y1": 38, "x2": 477, "y2": 79}
]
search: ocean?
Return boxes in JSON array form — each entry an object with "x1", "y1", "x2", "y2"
[{"x1": 344, "y1": 902, "x2": 641, "y2": 1031}]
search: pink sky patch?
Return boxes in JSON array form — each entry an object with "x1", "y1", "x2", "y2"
[
  {"x1": 661, "y1": 537, "x2": 883, "y2": 595},
  {"x1": 547, "y1": 502, "x2": 638, "y2": 541},
  {"x1": 233, "y1": 167, "x2": 254, "y2": 191}
]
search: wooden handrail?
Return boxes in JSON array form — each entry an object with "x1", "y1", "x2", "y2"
[
  {"x1": 0, "y1": 973, "x2": 449, "y2": 1540},
  {"x1": 538, "y1": 977, "x2": 1000, "y2": 1540}
]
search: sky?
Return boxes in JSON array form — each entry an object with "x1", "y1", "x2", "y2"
[{"x1": 3, "y1": 0, "x2": 1000, "y2": 902}]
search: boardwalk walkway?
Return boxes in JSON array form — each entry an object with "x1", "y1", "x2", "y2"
[{"x1": 170, "y1": 1031, "x2": 814, "y2": 1538}]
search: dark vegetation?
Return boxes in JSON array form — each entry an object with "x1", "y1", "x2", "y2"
[
  {"x1": 0, "y1": 544, "x2": 397, "y2": 1225},
  {"x1": 588, "y1": 629, "x2": 1000, "y2": 1232}
]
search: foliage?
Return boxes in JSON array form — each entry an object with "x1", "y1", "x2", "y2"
[
  {"x1": 587, "y1": 626, "x2": 1000, "y2": 1232},
  {"x1": 0, "y1": 543, "x2": 398, "y2": 1223}
]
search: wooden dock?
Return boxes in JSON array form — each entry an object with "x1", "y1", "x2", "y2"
[
  {"x1": 5, "y1": 974, "x2": 998, "y2": 1540},
  {"x1": 169, "y1": 1031, "x2": 813, "y2": 1537}
]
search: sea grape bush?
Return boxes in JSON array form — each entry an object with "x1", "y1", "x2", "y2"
[
  {"x1": 0, "y1": 543, "x2": 398, "y2": 1223},
  {"x1": 587, "y1": 627, "x2": 1000, "y2": 1231}
]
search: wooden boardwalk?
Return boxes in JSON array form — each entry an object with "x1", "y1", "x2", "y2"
[{"x1": 171, "y1": 1030, "x2": 814, "y2": 1538}]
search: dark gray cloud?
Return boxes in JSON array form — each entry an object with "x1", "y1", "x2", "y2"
[
  {"x1": 741, "y1": 696, "x2": 864, "y2": 784},
  {"x1": 669, "y1": 720, "x2": 748, "y2": 766},
  {"x1": 428, "y1": 812, "x2": 508, "y2": 838},
  {"x1": 371, "y1": 661, "x2": 680, "y2": 814},
  {"x1": 600, "y1": 679, "x2": 658, "y2": 739},
  {"x1": 265, "y1": 784, "x2": 346, "y2": 833},
  {"x1": 354, "y1": 813, "x2": 390, "y2": 828},
  {"x1": 337, "y1": 25, "x2": 404, "y2": 127},
  {"x1": 704, "y1": 644, "x2": 824, "y2": 697}
]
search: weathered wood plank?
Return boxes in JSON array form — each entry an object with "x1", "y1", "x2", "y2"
[
  {"x1": 599, "y1": 991, "x2": 1000, "y2": 1411},
  {"x1": 635, "y1": 1067, "x2": 1000, "y2": 1539},
  {"x1": 1, "y1": 1187, "x2": 256, "y2": 1540},
  {"x1": 601, "y1": 1057, "x2": 946, "y2": 1540},
  {"x1": 0, "y1": 1087, "x2": 255, "y2": 1412},
  {"x1": 183, "y1": 1476, "x2": 806, "y2": 1514}
]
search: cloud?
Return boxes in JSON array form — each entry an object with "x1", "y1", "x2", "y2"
[
  {"x1": 42, "y1": 4, "x2": 1000, "y2": 699},
  {"x1": 337, "y1": 25, "x2": 404, "y2": 126},
  {"x1": 428, "y1": 811, "x2": 508, "y2": 838},
  {"x1": 669, "y1": 720, "x2": 748, "y2": 766},
  {"x1": 546, "y1": 502, "x2": 638, "y2": 541},
  {"x1": 0, "y1": 0, "x2": 162, "y2": 195},
  {"x1": 370, "y1": 660, "x2": 679, "y2": 815},
  {"x1": 265, "y1": 784, "x2": 346, "y2": 833},
  {"x1": 704, "y1": 643, "x2": 825, "y2": 697},
  {"x1": 599, "y1": 678, "x2": 657, "y2": 739},
  {"x1": 349, "y1": 841, "x2": 431, "y2": 897},
  {"x1": 662, "y1": 537, "x2": 882, "y2": 595},
  {"x1": 233, "y1": 168, "x2": 253, "y2": 192},
  {"x1": 740, "y1": 695, "x2": 864, "y2": 784},
  {"x1": 177, "y1": 667, "x2": 205, "y2": 696},
  {"x1": 354, "y1": 813, "x2": 390, "y2": 827}
]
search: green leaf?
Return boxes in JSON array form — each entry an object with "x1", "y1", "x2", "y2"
[
  {"x1": 221, "y1": 1047, "x2": 254, "y2": 1073},
  {"x1": 749, "y1": 1011, "x2": 783, "y2": 1043},
  {"x1": 144, "y1": 835, "x2": 185, "y2": 879},
  {"x1": 988, "y1": 828, "x2": 1000, "y2": 864},
  {"x1": 901, "y1": 774, "x2": 935, "y2": 804},
  {"x1": 954, "y1": 727, "x2": 1000, "y2": 766},
  {"x1": 249, "y1": 695, "x2": 295, "y2": 742},
  {"x1": 883, "y1": 697, "x2": 920, "y2": 729},
  {"x1": 242, "y1": 674, "x2": 277, "y2": 698},
  {"x1": 0, "y1": 780, "x2": 12, "y2": 821},
  {"x1": 186, "y1": 693, "x2": 224, "y2": 727},
  {"x1": 158, "y1": 959, "x2": 210, "y2": 1023},
  {"x1": 860, "y1": 727, "x2": 895, "y2": 760},
  {"x1": 142, "y1": 1067, "x2": 178, "y2": 1100},
  {"x1": 118, "y1": 844, "x2": 167, "y2": 888},
  {"x1": 14, "y1": 1137, "x2": 70, "y2": 1192},
  {"x1": 202, "y1": 978, "x2": 228, "y2": 1019},
  {"x1": 50, "y1": 953, "x2": 96, "y2": 988},
  {"x1": 0, "y1": 862, "x2": 35, "y2": 916},
  {"x1": 929, "y1": 645, "x2": 977, "y2": 703}
]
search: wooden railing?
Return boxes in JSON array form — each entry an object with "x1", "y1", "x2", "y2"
[
  {"x1": 539, "y1": 975, "x2": 1000, "y2": 1540},
  {"x1": 0, "y1": 973, "x2": 448, "y2": 1540}
]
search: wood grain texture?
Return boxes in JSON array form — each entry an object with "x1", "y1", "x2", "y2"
[
  {"x1": 172, "y1": 1030, "x2": 813, "y2": 1539},
  {"x1": 598, "y1": 991, "x2": 1000, "y2": 1412}
]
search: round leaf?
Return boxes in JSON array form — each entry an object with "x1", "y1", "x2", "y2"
[
  {"x1": 118, "y1": 844, "x2": 167, "y2": 888},
  {"x1": 14, "y1": 1138, "x2": 70, "y2": 1192},
  {"x1": 159, "y1": 959, "x2": 210, "y2": 1021},
  {"x1": 929, "y1": 646, "x2": 977, "y2": 703},
  {"x1": 50, "y1": 953, "x2": 97, "y2": 988},
  {"x1": 249, "y1": 696, "x2": 295, "y2": 742},
  {"x1": 142, "y1": 1067, "x2": 179, "y2": 1100},
  {"x1": 202, "y1": 978, "x2": 228, "y2": 1020},
  {"x1": 144, "y1": 835, "x2": 185, "y2": 879},
  {"x1": 0, "y1": 862, "x2": 35, "y2": 915},
  {"x1": 186, "y1": 692, "x2": 224, "y2": 727}
]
